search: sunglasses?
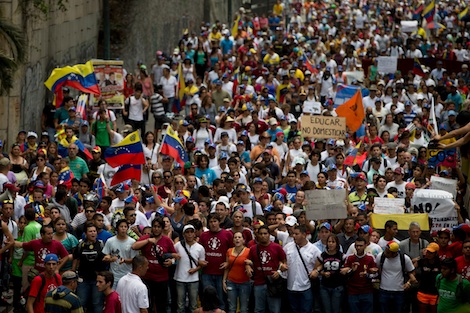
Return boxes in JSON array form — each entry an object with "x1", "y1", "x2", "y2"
[
  {"x1": 164, "y1": 176, "x2": 172, "y2": 179},
  {"x1": 153, "y1": 176, "x2": 161, "y2": 179},
  {"x1": 128, "y1": 214, "x2": 137, "y2": 217},
  {"x1": 175, "y1": 181, "x2": 184, "y2": 184}
]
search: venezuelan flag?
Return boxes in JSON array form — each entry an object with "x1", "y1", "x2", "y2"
[
  {"x1": 58, "y1": 167, "x2": 74, "y2": 190},
  {"x1": 93, "y1": 177, "x2": 106, "y2": 201},
  {"x1": 344, "y1": 140, "x2": 362, "y2": 166},
  {"x1": 303, "y1": 54, "x2": 316, "y2": 74},
  {"x1": 44, "y1": 61, "x2": 101, "y2": 107},
  {"x1": 160, "y1": 126, "x2": 189, "y2": 169},
  {"x1": 422, "y1": 0, "x2": 435, "y2": 23},
  {"x1": 412, "y1": 58, "x2": 426, "y2": 77},
  {"x1": 174, "y1": 62, "x2": 186, "y2": 113},
  {"x1": 104, "y1": 131, "x2": 146, "y2": 167},
  {"x1": 111, "y1": 164, "x2": 142, "y2": 186},
  {"x1": 459, "y1": 7, "x2": 468, "y2": 20}
]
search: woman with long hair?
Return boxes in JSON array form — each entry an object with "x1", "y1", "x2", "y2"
[
  {"x1": 247, "y1": 123, "x2": 259, "y2": 149},
  {"x1": 194, "y1": 286, "x2": 226, "y2": 313},
  {"x1": 30, "y1": 151, "x2": 52, "y2": 181},
  {"x1": 53, "y1": 217, "x2": 78, "y2": 272},
  {"x1": 162, "y1": 216, "x2": 180, "y2": 243},
  {"x1": 142, "y1": 131, "x2": 160, "y2": 184},
  {"x1": 47, "y1": 142, "x2": 59, "y2": 165},
  {"x1": 194, "y1": 41, "x2": 208, "y2": 79},
  {"x1": 414, "y1": 243, "x2": 441, "y2": 313},
  {"x1": 316, "y1": 172, "x2": 330, "y2": 189},
  {"x1": 193, "y1": 116, "x2": 214, "y2": 150},
  {"x1": 9, "y1": 144, "x2": 28, "y2": 186},
  {"x1": 124, "y1": 73, "x2": 135, "y2": 98},
  {"x1": 200, "y1": 96, "x2": 217, "y2": 125},
  {"x1": 223, "y1": 232, "x2": 252, "y2": 313},
  {"x1": 214, "y1": 115, "x2": 237, "y2": 144},
  {"x1": 374, "y1": 175, "x2": 389, "y2": 197},
  {"x1": 195, "y1": 154, "x2": 217, "y2": 186},
  {"x1": 139, "y1": 65, "x2": 154, "y2": 98},
  {"x1": 313, "y1": 234, "x2": 346, "y2": 313}
]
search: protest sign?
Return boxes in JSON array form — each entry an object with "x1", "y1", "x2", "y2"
[
  {"x1": 377, "y1": 56, "x2": 398, "y2": 74},
  {"x1": 92, "y1": 59, "x2": 125, "y2": 107},
  {"x1": 370, "y1": 213, "x2": 429, "y2": 231},
  {"x1": 400, "y1": 20, "x2": 418, "y2": 32},
  {"x1": 334, "y1": 84, "x2": 361, "y2": 107},
  {"x1": 430, "y1": 176, "x2": 458, "y2": 199},
  {"x1": 343, "y1": 71, "x2": 365, "y2": 85},
  {"x1": 374, "y1": 197, "x2": 405, "y2": 214},
  {"x1": 301, "y1": 115, "x2": 346, "y2": 139},
  {"x1": 305, "y1": 189, "x2": 347, "y2": 220},
  {"x1": 411, "y1": 189, "x2": 457, "y2": 233}
]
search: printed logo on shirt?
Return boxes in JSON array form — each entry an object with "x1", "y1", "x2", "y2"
[
  {"x1": 207, "y1": 237, "x2": 221, "y2": 250},
  {"x1": 39, "y1": 248, "x2": 51, "y2": 262},
  {"x1": 259, "y1": 250, "x2": 272, "y2": 265}
]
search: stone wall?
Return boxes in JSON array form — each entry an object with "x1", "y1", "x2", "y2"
[{"x1": 0, "y1": 0, "x2": 101, "y2": 146}]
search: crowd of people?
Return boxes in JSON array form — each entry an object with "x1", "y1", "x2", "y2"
[{"x1": 3, "y1": 0, "x2": 470, "y2": 312}]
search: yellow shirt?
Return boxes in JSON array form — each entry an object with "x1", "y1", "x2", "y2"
[{"x1": 273, "y1": 4, "x2": 283, "y2": 16}]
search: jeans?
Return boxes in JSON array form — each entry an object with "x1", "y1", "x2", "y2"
[
  {"x1": 319, "y1": 285, "x2": 344, "y2": 313},
  {"x1": 201, "y1": 274, "x2": 225, "y2": 310},
  {"x1": 144, "y1": 279, "x2": 169, "y2": 313},
  {"x1": 379, "y1": 289, "x2": 405, "y2": 313},
  {"x1": 253, "y1": 284, "x2": 282, "y2": 313},
  {"x1": 175, "y1": 281, "x2": 199, "y2": 313},
  {"x1": 288, "y1": 289, "x2": 313, "y2": 313},
  {"x1": 77, "y1": 279, "x2": 104, "y2": 313},
  {"x1": 227, "y1": 280, "x2": 252, "y2": 313},
  {"x1": 165, "y1": 97, "x2": 175, "y2": 113},
  {"x1": 349, "y1": 293, "x2": 374, "y2": 313}
]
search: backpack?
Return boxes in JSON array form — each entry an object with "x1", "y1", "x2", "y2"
[
  {"x1": 21, "y1": 272, "x2": 60, "y2": 312},
  {"x1": 436, "y1": 274, "x2": 467, "y2": 304},
  {"x1": 376, "y1": 251, "x2": 408, "y2": 288}
]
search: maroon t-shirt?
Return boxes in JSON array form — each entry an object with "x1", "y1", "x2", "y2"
[
  {"x1": 137, "y1": 235, "x2": 176, "y2": 282},
  {"x1": 249, "y1": 242, "x2": 286, "y2": 286},
  {"x1": 22, "y1": 239, "x2": 69, "y2": 272},
  {"x1": 103, "y1": 290, "x2": 122, "y2": 313},
  {"x1": 199, "y1": 229, "x2": 234, "y2": 275},
  {"x1": 344, "y1": 254, "x2": 377, "y2": 295}
]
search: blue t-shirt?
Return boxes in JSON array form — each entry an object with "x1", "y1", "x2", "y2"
[
  {"x1": 195, "y1": 167, "x2": 217, "y2": 186},
  {"x1": 220, "y1": 38, "x2": 233, "y2": 55}
]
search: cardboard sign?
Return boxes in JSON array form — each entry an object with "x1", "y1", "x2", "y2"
[
  {"x1": 430, "y1": 176, "x2": 458, "y2": 199},
  {"x1": 411, "y1": 189, "x2": 458, "y2": 233},
  {"x1": 305, "y1": 189, "x2": 348, "y2": 220},
  {"x1": 401, "y1": 20, "x2": 418, "y2": 33},
  {"x1": 301, "y1": 115, "x2": 346, "y2": 139},
  {"x1": 92, "y1": 59, "x2": 125, "y2": 107},
  {"x1": 377, "y1": 56, "x2": 398, "y2": 74},
  {"x1": 374, "y1": 197, "x2": 405, "y2": 214}
]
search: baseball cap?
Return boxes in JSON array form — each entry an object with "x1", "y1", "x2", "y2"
[
  {"x1": 355, "y1": 173, "x2": 367, "y2": 182},
  {"x1": 172, "y1": 196, "x2": 188, "y2": 205},
  {"x1": 448, "y1": 110, "x2": 457, "y2": 117},
  {"x1": 285, "y1": 216, "x2": 298, "y2": 227},
  {"x1": 253, "y1": 177, "x2": 263, "y2": 184},
  {"x1": 269, "y1": 117, "x2": 278, "y2": 125},
  {"x1": 426, "y1": 242, "x2": 440, "y2": 253},
  {"x1": 405, "y1": 182, "x2": 416, "y2": 190},
  {"x1": 300, "y1": 170, "x2": 309, "y2": 176},
  {"x1": 437, "y1": 228, "x2": 451, "y2": 235},
  {"x1": 62, "y1": 271, "x2": 83, "y2": 283},
  {"x1": 219, "y1": 152, "x2": 228, "y2": 160},
  {"x1": 92, "y1": 146, "x2": 101, "y2": 153},
  {"x1": 44, "y1": 253, "x2": 59, "y2": 263},
  {"x1": 394, "y1": 167, "x2": 405, "y2": 175},
  {"x1": 27, "y1": 131, "x2": 38, "y2": 139},
  {"x1": 320, "y1": 222, "x2": 332, "y2": 231},
  {"x1": 359, "y1": 225, "x2": 373, "y2": 234},
  {"x1": 183, "y1": 224, "x2": 195, "y2": 232},
  {"x1": 68, "y1": 107, "x2": 76, "y2": 111},
  {"x1": 327, "y1": 164, "x2": 337, "y2": 171},
  {"x1": 236, "y1": 184, "x2": 249, "y2": 193},
  {"x1": 387, "y1": 241, "x2": 400, "y2": 252}
]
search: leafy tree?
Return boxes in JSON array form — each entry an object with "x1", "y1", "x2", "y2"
[{"x1": 0, "y1": 18, "x2": 26, "y2": 95}]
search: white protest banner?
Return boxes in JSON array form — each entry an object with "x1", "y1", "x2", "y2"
[
  {"x1": 377, "y1": 56, "x2": 398, "y2": 74},
  {"x1": 401, "y1": 20, "x2": 418, "y2": 33},
  {"x1": 430, "y1": 176, "x2": 457, "y2": 199},
  {"x1": 344, "y1": 71, "x2": 364, "y2": 84},
  {"x1": 305, "y1": 189, "x2": 347, "y2": 220},
  {"x1": 374, "y1": 197, "x2": 405, "y2": 214},
  {"x1": 411, "y1": 189, "x2": 457, "y2": 233},
  {"x1": 301, "y1": 115, "x2": 346, "y2": 139}
]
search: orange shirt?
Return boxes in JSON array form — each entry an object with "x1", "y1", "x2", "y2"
[{"x1": 227, "y1": 247, "x2": 251, "y2": 283}]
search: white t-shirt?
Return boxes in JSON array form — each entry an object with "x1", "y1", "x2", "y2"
[
  {"x1": 102, "y1": 236, "x2": 137, "y2": 287},
  {"x1": 238, "y1": 201, "x2": 263, "y2": 219},
  {"x1": 284, "y1": 242, "x2": 321, "y2": 292},
  {"x1": 174, "y1": 241, "x2": 205, "y2": 282},
  {"x1": 378, "y1": 237, "x2": 400, "y2": 250},
  {"x1": 160, "y1": 76, "x2": 177, "y2": 98},
  {"x1": 92, "y1": 109, "x2": 116, "y2": 122},
  {"x1": 386, "y1": 181, "x2": 406, "y2": 198},
  {"x1": 376, "y1": 252, "x2": 414, "y2": 291},
  {"x1": 116, "y1": 273, "x2": 149, "y2": 313}
]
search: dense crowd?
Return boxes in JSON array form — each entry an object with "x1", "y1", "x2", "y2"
[{"x1": 3, "y1": 0, "x2": 470, "y2": 313}]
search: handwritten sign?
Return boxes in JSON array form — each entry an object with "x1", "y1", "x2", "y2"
[
  {"x1": 411, "y1": 189, "x2": 457, "y2": 233},
  {"x1": 305, "y1": 189, "x2": 347, "y2": 220},
  {"x1": 430, "y1": 176, "x2": 457, "y2": 199},
  {"x1": 374, "y1": 197, "x2": 405, "y2": 214},
  {"x1": 377, "y1": 56, "x2": 398, "y2": 74},
  {"x1": 301, "y1": 115, "x2": 346, "y2": 139},
  {"x1": 401, "y1": 20, "x2": 418, "y2": 33}
]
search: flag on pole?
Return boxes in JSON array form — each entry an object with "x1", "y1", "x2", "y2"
[
  {"x1": 160, "y1": 125, "x2": 189, "y2": 170},
  {"x1": 93, "y1": 176, "x2": 106, "y2": 201},
  {"x1": 111, "y1": 164, "x2": 142, "y2": 186},
  {"x1": 104, "y1": 131, "x2": 145, "y2": 167},
  {"x1": 175, "y1": 62, "x2": 186, "y2": 112},
  {"x1": 422, "y1": 0, "x2": 436, "y2": 23},
  {"x1": 335, "y1": 90, "x2": 365, "y2": 132},
  {"x1": 412, "y1": 59, "x2": 426, "y2": 77},
  {"x1": 429, "y1": 96, "x2": 439, "y2": 136},
  {"x1": 459, "y1": 7, "x2": 468, "y2": 20},
  {"x1": 344, "y1": 141, "x2": 362, "y2": 166},
  {"x1": 44, "y1": 61, "x2": 101, "y2": 108},
  {"x1": 76, "y1": 94, "x2": 88, "y2": 120},
  {"x1": 231, "y1": 15, "x2": 241, "y2": 38}
]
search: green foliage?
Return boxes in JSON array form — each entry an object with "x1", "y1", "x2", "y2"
[{"x1": 0, "y1": 19, "x2": 27, "y2": 95}]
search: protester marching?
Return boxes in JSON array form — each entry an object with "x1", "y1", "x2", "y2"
[{"x1": 0, "y1": 0, "x2": 470, "y2": 313}]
